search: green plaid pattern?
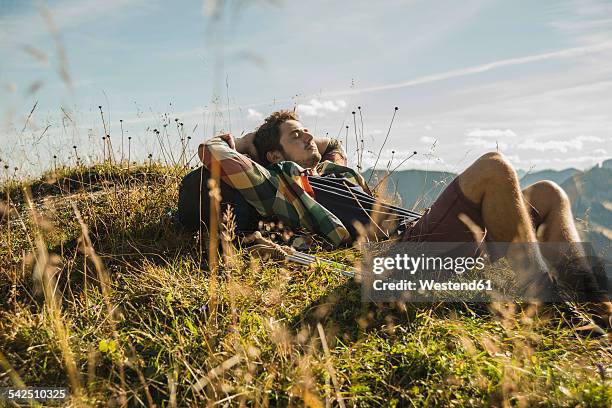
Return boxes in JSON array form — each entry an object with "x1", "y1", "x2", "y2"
[{"x1": 198, "y1": 135, "x2": 367, "y2": 246}]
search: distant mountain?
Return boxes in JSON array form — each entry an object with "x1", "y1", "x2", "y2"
[
  {"x1": 519, "y1": 168, "x2": 581, "y2": 188},
  {"x1": 602, "y1": 158, "x2": 612, "y2": 169},
  {"x1": 561, "y1": 165, "x2": 612, "y2": 255},
  {"x1": 364, "y1": 169, "x2": 457, "y2": 211}
]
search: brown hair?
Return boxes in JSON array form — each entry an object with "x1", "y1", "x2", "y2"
[{"x1": 253, "y1": 110, "x2": 298, "y2": 165}]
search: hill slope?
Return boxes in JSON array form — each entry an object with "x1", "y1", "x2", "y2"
[{"x1": 0, "y1": 163, "x2": 610, "y2": 407}]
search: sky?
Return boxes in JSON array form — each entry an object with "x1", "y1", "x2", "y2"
[{"x1": 1, "y1": 0, "x2": 612, "y2": 176}]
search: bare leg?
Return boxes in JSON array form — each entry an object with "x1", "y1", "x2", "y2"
[
  {"x1": 457, "y1": 152, "x2": 552, "y2": 298},
  {"x1": 453, "y1": 153, "x2": 609, "y2": 326},
  {"x1": 523, "y1": 181, "x2": 606, "y2": 288},
  {"x1": 458, "y1": 152, "x2": 537, "y2": 243},
  {"x1": 521, "y1": 181, "x2": 581, "y2": 243},
  {"x1": 523, "y1": 181, "x2": 611, "y2": 320}
]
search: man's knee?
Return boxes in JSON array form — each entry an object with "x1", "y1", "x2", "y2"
[
  {"x1": 472, "y1": 151, "x2": 518, "y2": 182},
  {"x1": 530, "y1": 180, "x2": 571, "y2": 207},
  {"x1": 457, "y1": 151, "x2": 519, "y2": 205}
]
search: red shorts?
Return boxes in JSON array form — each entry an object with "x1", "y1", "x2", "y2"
[{"x1": 401, "y1": 178, "x2": 543, "y2": 261}]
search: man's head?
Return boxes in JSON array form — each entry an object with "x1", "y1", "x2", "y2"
[{"x1": 253, "y1": 110, "x2": 322, "y2": 168}]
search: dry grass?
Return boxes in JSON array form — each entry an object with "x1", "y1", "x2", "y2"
[{"x1": 0, "y1": 161, "x2": 611, "y2": 407}]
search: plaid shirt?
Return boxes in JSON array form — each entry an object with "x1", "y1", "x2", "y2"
[{"x1": 198, "y1": 134, "x2": 371, "y2": 247}]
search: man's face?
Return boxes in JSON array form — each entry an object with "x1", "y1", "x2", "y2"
[{"x1": 274, "y1": 120, "x2": 321, "y2": 168}]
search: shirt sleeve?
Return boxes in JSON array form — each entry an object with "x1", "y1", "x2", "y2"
[
  {"x1": 320, "y1": 139, "x2": 347, "y2": 166},
  {"x1": 198, "y1": 134, "x2": 278, "y2": 217}
]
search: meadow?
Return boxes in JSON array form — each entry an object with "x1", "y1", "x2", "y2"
[{"x1": 0, "y1": 141, "x2": 610, "y2": 407}]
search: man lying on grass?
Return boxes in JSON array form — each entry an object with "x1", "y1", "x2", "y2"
[{"x1": 178, "y1": 109, "x2": 611, "y2": 332}]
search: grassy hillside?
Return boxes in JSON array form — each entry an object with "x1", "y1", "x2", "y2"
[{"x1": 0, "y1": 163, "x2": 610, "y2": 407}]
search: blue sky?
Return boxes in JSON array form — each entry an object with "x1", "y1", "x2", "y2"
[{"x1": 1, "y1": 0, "x2": 611, "y2": 175}]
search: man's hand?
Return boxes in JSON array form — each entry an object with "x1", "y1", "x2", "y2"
[
  {"x1": 235, "y1": 132, "x2": 258, "y2": 159},
  {"x1": 315, "y1": 137, "x2": 347, "y2": 166},
  {"x1": 314, "y1": 137, "x2": 330, "y2": 156},
  {"x1": 217, "y1": 133, "x2": 236, "y2": 149}
]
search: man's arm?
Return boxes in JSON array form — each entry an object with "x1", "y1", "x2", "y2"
[
  {"x1": 314, "y1": 138, "x2": 330, "y2": 158},
  {"x1": 317, "y1": 138, "x2": 347, "y2": 165},
  {"x1": 198, "y1": 133, "x2": 277, "y2": 217},
  {"x1": 234, "y1": 132, "x2": 258, "y2": 159}
]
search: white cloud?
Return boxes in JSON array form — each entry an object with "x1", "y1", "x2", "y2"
[
  {"x1": 504, "y1": 154, "x2": 522, "y2": 164},
  {"x1": 516, "y1": 135, "x2": 605, "y2": 153},
  {"x1": 593, "y1": 148, "x2": 607, "y2": 155},
  {"x1": 466, "y1": 128, "x2": 517, "y2": 138},
  {"x1": 0, "y1": 0, "x2": 156, "y2": 50},
  {"x1": 246, "y1": 108, "x2": 263, "y2": 121},
  {"x1": 296, "y1": 99, "x2": 347, "y2": 117},
  {"x1": 361, "y1": 149, "x2": 447, "y2": 171},
  {"x1": 528, "y1": 154, "x2": 610, "y2": 166},
  {"x1": 517, "y1": 138, "x2": 582, "y2": 153},
  {"x1": 548, "y1": 0, "x2": 612, "y2": 46},
  {"x1": 420, "y1": 136, "x2": 437, "y2": 144},
  {"x1": 425, "y1": 124, "x2": 433, "y2": 131},
  {"x1": 575, "y1": 135, "x2": 604, "y2": 142},
  {"x1": 321, "y1": 40, "x2": 612, "y2": 98},
  {"x1": 464, "y1": 137, "x2": 508, "y2": 150}
]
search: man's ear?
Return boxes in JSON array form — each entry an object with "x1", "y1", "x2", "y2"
[{"x1": 266, "y1": 150, "x2": 284, "y2": 164}]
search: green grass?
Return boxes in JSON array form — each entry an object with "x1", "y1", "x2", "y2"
[{"x1": 0, "y1": 162, "x2": 610, "y2": 407}]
